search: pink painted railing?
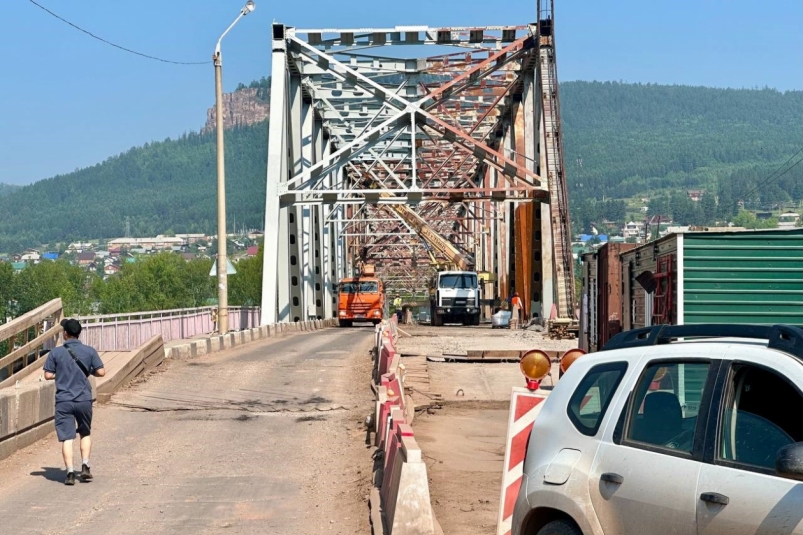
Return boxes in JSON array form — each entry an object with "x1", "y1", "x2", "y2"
[{"x1": 77, "y1": 306, "x2": 260, "y2": 351}]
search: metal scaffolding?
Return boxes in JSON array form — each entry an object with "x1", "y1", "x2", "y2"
[{"x1": 262, "y1": 5, "x2": 574, "y2": 324}]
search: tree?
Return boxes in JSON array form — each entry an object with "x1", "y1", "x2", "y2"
[
  {"x1": 229, "y1": 243, "x2": 263, "y2": 306},
  {"x1": 700, "y1": 192, "x2": 717, "y2": 225},
  {"x1": 0, "y1": 262, "x2": 16, "y2": 320},
  {"x1": 731, "y1": 209, "x2": 779, "y2": 230},
  {"x1": 14, "y1": 260, "x2": 95, "y2": 316},
  {"x1": 94, "y1": 253, "x2": 215, "y2": 313}
]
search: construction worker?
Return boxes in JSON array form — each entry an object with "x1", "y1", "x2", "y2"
[
  {"x1": 511, "y1": 292, "x2": 524, "y2": 325},
  {"x1": 393, "y1": 295, "x2": 402, "y2": 322}
]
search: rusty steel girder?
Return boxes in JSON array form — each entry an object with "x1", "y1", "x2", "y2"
[{"x1": 262, "y1": 18, "x2": 575, "y2": 324}]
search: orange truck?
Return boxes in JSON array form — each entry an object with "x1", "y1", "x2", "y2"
[{"x1": 337, "y1": 265, "x2": 385, "y2": 327}]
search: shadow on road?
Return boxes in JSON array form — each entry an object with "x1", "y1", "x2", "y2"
[{"x1": 29, "y1": 467, "x2": 64, "y2": 483}]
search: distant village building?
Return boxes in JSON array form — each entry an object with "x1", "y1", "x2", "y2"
[
  {"x1": 104, "y1": 264, "x2": 120, "y2": 276},
  {"x1": 175, "y1": 234, "x2": 206, "y2": 244},
  {"x1": 20, "y1": 252, "x2": 40, "y2": 262},
  {"x1": 108, "y1": 235, "x2": 186, "y2": 251},
  {"x1": 622, "y1": 221, "x2": 642, "y2": 240},
  {"x1": 76, "y1": 252, "x2": 95, "y2": 267},
  {"x1": 42, "y1": 252, "x2": 59, "y2": 261},
  {"x1": 687, "y1": 189, "x2": 705, "y2": 202},
  {"x1": 778, "y1": 212, "x2": 801, "y2": 228},
  {"x1": 67, "y1": 242, "x2": 93, "y2": 252},
  {"x1": 247, "y1": 246, "x2": 259, "y2": 257}
]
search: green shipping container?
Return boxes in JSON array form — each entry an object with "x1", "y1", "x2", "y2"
[{"x1": 681, "y1": 229, "x2": 803, "y2": 325}]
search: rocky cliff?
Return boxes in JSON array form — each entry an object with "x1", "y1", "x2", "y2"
[{"x1": 202, "y1": 88, "x2": 269, "y2": 133}]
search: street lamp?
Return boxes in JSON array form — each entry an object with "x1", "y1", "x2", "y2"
[{"x1": 213, "y1": 0, "x2": 255, "y2": 334}]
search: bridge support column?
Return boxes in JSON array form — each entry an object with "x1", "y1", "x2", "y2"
[
  {"x1": 262, "y1": 29, "x2": 289, "y2": 325},
  {"x1": 523, "y1": 71, "x2": 549, "y2": 320},
  {"x1": 320, "y1": 138, "x2": 334, "y2": 319},
  {"x1": 538, "y1": 119, "x2": 555, "y2": 319},
  {"x1": 301, "y1": 98, "x2": 316, "y2": 320},
  {"x1": 312, "y1": 119, "x2": 326, "y2": 320}
]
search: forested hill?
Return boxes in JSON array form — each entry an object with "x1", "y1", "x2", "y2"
[
  {"x1": 0, "y1": 184, "x2": 19, "y2": 197},
  {"x1": 561, "y1": 82, "x2": 803, "y2": 202},
  {"x1": 0, "y1": 81, "x2": 802, "y2": 252},
  {"x1": 0, "y1": 125, "x2": 268, "y2": 252}
]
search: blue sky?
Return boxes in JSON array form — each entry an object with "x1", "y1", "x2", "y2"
[{"x1": 1, "y1": 0, "x2": 801, "y2": 185}]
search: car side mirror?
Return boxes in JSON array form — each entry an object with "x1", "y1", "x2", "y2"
[{"x1": 776, "y1": 442, "x2": 803, "y2": 481}]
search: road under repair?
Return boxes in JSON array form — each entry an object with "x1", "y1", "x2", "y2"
[
  {"x1": 0, "y1": 327, "x2": 376, "y2": 535},
  {"x1": 396, "y1": 324, "x2": 576, "y2": 535}
]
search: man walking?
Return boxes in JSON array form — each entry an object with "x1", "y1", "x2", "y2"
[{"x1": 43, "y1": 318, "x2": 105, "y2": 485}]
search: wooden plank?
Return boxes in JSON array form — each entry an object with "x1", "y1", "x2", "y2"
[
  {"x1": 0, "y1": 299, "x2": 62, "y2": 342},
  {"x1": 482, "y1": 350, "x2": 523, "y2": 360},
  {"x1": 0, "y1": 324, "x2": 62, "y2": 370},
  {"x1": 97, "y1": 354, "x2": 143, "y2": 395},
  {"x1": 96, "y1": 335, "x2": 163, "y2": 396},
  {"x1": 0, "y1": 357, "x2": 46, "y2": 389}
]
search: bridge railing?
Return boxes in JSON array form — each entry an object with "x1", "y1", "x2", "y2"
[
  {"x1": 0, "y1": 298, "x2": 63, "y2": 386},
  {"x1": 77, "y1": 306, "x2": 261, "y2": 352}
]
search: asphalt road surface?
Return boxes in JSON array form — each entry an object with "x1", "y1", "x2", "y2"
[{"x1": 0, "y1": 326, "x2": 376, "y2": 535}]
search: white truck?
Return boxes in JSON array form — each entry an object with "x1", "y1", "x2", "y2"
[{"x1": 429, "y1": 271, "x2": 481, "y2": 326}]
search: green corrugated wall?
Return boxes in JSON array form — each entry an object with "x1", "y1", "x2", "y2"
[{"x1": 683, "y1": 229, "x2": 803, "y2": 325}]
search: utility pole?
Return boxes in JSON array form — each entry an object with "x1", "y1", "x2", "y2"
[{"x1": 214, "y1": 0, "x2": 255, "y2": 334}]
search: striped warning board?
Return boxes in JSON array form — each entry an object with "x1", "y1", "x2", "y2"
[{"x1": 496, "y1": 387, "x2": 547, "y2": 535}]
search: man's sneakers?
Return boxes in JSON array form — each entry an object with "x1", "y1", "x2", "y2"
[
  {"x1": 64, "y1": 465, "x2": 92, "y2": 485},
  {"x1": 80, "y1": 464, "x2": 92, "y2": 482}
]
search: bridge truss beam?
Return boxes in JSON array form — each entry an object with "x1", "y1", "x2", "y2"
[{"x1": 262, "y1": 13, "x2": 573, "y2": 324}]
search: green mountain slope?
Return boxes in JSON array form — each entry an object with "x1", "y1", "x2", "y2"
[
  {"x1": 0, "y1": 126, "x2": 268, "y2": 252},
  {"x1": 0, "y1": 184, "x2": 19, "y2": 197},
  {"x1": 561, "y1": 81, "x2": 803, "y2": 201},
  {"x1": 1, "y1": 81, "x2": 801, "y2": 252}
]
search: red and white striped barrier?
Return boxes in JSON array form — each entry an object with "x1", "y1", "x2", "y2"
[
  {"x1": 497, "y1": 387, "x2": 547, "y2": 535},
  {"x1": 369, "y1": 319, "x2": 436, "y2": 535}
]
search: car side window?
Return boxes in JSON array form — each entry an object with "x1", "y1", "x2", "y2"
[
  {"x1": 567, "y1": 362, "x2": 628, "y2": 436},
  {"x1": 626, "y1": 361, "x2": 710, "y2": 453},
  {"x1": 718, "y1": 364, "x2": 803, "y2": 471}
]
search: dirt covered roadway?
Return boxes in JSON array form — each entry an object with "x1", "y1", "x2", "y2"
[
  {"x1": 0, "y1": 326, "x2": 376, "y2": 535},
  {"x1": 397, "y1": 323, "x2": 576, "y2": 535}
]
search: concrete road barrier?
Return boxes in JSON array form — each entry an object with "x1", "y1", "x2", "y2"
[
  {"x1": 370, "y1": 318, "x2": 437, "y2": 535},
  {"x1": 383, "y1": 426, "x2": 436, "y2": 535}
]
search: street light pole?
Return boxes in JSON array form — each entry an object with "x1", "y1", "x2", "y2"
[{"x1": 214, "y1": 0, "x2": 255, "y2": 334}]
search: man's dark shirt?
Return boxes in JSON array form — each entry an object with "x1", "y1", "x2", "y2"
[{"x1": 43, "y1": 340, "x2": 104, "y2": 403}]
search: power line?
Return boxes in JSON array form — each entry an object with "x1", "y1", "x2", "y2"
[
  {"x1": 729, "y1": 145, "x2": 803, "y2": 211},
  {"x1": 27, "y1": 0, "x2": 210, "y2": 65}
]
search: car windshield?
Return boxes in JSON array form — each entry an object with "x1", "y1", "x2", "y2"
[
  {"x1": 439, "y1": 274, "x2": 477, "y2": 289},
  {"x1": 340, "y1": 281, "x2": 379, "y2": 293}
]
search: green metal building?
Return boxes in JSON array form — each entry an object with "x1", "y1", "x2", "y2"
[{"x1": 619, "y1": 228, "x2": 803, "y2": 329}]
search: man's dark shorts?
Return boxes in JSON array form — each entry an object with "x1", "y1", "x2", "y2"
[{"x1": 54, "y1": 401, "x2": 93, "y2": 442}]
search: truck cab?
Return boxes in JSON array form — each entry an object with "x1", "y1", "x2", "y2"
[
  {"x1": 337, "y1": 266, "x2": 385, "y2": 327},
  {"x1": 429, "y1": 270, "x2": 480, "y2": 326}
]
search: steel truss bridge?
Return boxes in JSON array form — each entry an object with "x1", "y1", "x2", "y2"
[{"x1": 261, "y1": 0, "x2": 574, "y2": 324}]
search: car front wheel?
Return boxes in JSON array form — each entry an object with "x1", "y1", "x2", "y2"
[{"x1": 536, "y1": 520, "x2": 581, "y2": 535}]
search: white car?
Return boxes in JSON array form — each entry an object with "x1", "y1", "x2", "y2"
[{"x1": 512, "y1": 324, "x2": 803, "y2": 535}]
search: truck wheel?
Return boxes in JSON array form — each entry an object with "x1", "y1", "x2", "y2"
[
  {"x1": 472, "y1": 314, "x2": 480, "y2": 326},
  {"x1": 432, "y1": 312, "x2": 442, "y2": 327},
  {"x1": 536, "y1": 520, "x2": 582, "y2": 535},
  {"x1": 339, "y1": 320, "x2": 352, "y2": 328}
]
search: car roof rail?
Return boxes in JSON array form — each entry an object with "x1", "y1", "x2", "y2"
[{"x1": 601, "y1": 324, "x2": 803, "y2": 360}]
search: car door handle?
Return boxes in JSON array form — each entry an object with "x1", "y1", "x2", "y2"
[
  {"x1": 600, "y1": 473, "x2": 624, "y2": 485},
  {"x1": 700, "y1": 492, "x2": 729, "y2": 506}
]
